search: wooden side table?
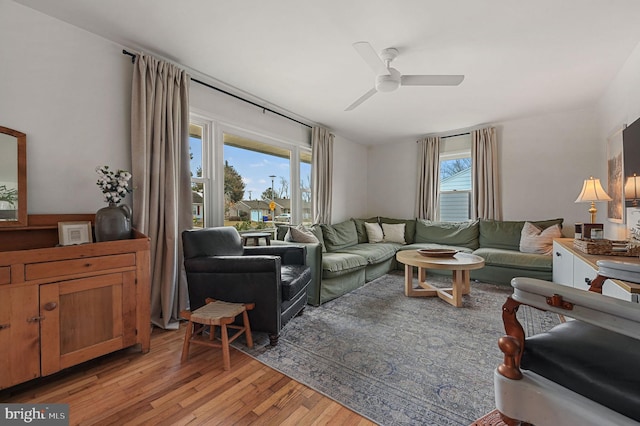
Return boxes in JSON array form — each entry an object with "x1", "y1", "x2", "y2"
[
  {"x1": 180, "y1": 299, "x2": 254, "y2": 371},
  {"x1": 241, "y1": 232, "x2": 271, "y2": 246}
]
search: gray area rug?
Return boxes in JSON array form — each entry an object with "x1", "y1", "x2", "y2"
[{"x1": 234, "y1": 271, "x2": 560, "y2": 425}]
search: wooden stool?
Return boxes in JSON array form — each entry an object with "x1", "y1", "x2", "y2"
[{"x1": 180, "y1": 298, "x2": 254, "y2": 371}]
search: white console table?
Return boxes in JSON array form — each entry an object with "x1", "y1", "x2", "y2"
[{"x1": 552, "y1": 238, "x2": 640, "y2": 302}]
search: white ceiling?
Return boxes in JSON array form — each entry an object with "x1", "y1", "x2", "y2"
[{"x1": 14, "y1": 0, "x2": 640, "y2": 145}]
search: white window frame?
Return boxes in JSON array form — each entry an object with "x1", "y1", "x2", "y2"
[
  {"x1": 190, "y1": 110, "x2": 311, "y2": 228},
  {"x1": 439, "y1": 134, "x2": 472, "y2": 222}
]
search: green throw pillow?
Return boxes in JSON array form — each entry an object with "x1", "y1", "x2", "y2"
[{"x1": 320, "y1": 220, "x2": 358, "y2": 251}]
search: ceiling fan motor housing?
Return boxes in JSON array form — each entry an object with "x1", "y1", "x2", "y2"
[{"x1": 376, "y1": 67, "x2": 401, "y2": 92}]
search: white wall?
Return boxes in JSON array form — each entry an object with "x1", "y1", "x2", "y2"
[
  {"x1": 1, "y1": 1, "x2": 369, "y2": 222},
  {"x1": 367, "y1": 40, "x2": 640, "y2": 239},
  {"x1": 5, "y1": 0, "x2": 638, "y2": 231},
  {"x1": 499, "y1": 107, "x2": 600, "y2": 229},
  {"x1": 597, "y1": 40, "x2": 640, "y2": 240},
  {"x1": 1, "y1": 1, "x2": 132, "y2": 214},
  {"x1": 367, "y1": 106, "x2": 601, "y2": 235},
  {"x1": 190, "y1": 83, "x2": 311, "y2": 148},
  {"x1": 367, "y1": 139, "x2": 418, "y2": 219},
  {"x1": 331, "y1": 135, "x2": 369, "y2": 222}
]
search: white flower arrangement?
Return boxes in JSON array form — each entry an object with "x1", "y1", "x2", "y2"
[{"x1": 95, "y1": 166, "x2": 132, "y2": 204}]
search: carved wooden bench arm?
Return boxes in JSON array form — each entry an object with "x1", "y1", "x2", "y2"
[{"x1": 498, "y1": 297, "x2": 525, "y2": 380}]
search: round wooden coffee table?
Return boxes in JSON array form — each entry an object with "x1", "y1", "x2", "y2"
[{"x1": 395, "y1": 250, "x2": 485, "y2": 307}]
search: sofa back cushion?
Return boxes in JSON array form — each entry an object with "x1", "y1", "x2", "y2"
[
  {"x1": 414, "y1": 219, "x2": 479, "y2": 249},
  {"x1": 379, "y1": 217, "x2": 416, "y2": 244},
  {"x1": 321, "y1": 220, "x2": 358, "y2": 251},
  {"x1": 479, "y1": 218, "x2": 563, "y2": 251},
  {"x1": 352, "y1": 217, "x2": 379, "y2": 243},
  {"x1": 276, "y1": 225, "x2": 290, "y2": 241}
]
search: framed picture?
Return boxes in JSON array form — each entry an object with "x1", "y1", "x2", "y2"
[
  {"x1": 607, "y1": 128, "x2": 624, "y2": 223},
  {"x1": 58, "y1": 221, "x2": 93, "y2": 246}
]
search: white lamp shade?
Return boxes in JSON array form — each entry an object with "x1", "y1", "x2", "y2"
[
  {"x1": 575, "y1": 177, "x2": 612, "y2": 203},
  {"x1": 624, "y1": 174, "x2": 640, "y2": 199}
]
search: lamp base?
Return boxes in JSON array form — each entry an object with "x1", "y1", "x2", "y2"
[{"x1": 589, "y1": 202, "x2": 597, "y2": 224}]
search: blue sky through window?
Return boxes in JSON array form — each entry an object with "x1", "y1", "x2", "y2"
[{"x1": 189, "y1": 136, "x2": 308, "y2": 200}]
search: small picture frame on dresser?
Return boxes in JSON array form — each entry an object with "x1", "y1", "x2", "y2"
[
  {"x1": 58, "y1": 221, "x2": 93, "y2": 246},
  {"x1": 582, "y1": 223, "x2": 604, "y2": 239}
]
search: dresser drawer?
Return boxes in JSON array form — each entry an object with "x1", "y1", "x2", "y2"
[
  {"x1": 0, "y1": 267, "x2": 9, "y2": 285},
  {"x1": 25, "y1": 253, "x2": 136, "y2": 281}
]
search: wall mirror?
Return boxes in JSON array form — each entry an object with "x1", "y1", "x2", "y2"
[{"x1": 0, "y1": 126, "x2": 27, "y2": 227}]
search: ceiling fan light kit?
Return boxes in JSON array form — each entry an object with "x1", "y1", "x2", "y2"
[
  {"x1": 376, "y1": 68, "x2": 401, "y2": 92},
  {"x1": 346, "y1": 41, "x2": 464, "y2": 111}
]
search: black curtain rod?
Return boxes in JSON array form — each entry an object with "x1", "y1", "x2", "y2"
[
  {"x1": 442, "y1": 132, "x2": 471, "y2": 139},
  {"x1": 122, "y1": 49, "x2": 312, "y2": 129},
  {"x1": 416, "y1": 131, "x2": 471, "y2": 142}
]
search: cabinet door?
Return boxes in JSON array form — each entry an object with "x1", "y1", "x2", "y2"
[
  {"x1": 0, "y1": 285, "x2": 40, "y2": 389},
  {"x1": 40, "y1": 272, "x2": 137, "y2": 376},
  {"x1": 552, "y1": 241, "x2": 573, "y2": 286},
  {"x1": 573, "y1": 256, "x2": 597, "y2": 291},
  {"x1": 602, "y1": 279, "x2": 638, "y2": 302}
]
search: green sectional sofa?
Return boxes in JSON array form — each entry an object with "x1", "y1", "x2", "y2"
[{"x1": 275, "y1": 217, "x2": 563, "y2": 306}]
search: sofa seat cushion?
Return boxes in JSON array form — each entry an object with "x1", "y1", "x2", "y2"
[
  {"x1": 522, "y1": 320, "x2": 640, "y2": 421},
  {"x1": 473, "y1": 248, "x2": 551, "y2": 271},
  {"x1": 401, "y1": 243, "x2": 474, "y2": 254},
  {"x1": 336, "y1": 243, "x2": 398, "y2": 264},
  {"x1": 280, "y1": 264, "x2": 311, "y2": 301},
  {"x1": 321, "y1": 252, "x2": 368, "y2": 279}
]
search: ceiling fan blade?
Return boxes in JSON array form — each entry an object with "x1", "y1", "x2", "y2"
[
  {"x1": 345, "y1": 88, "x2": 378, "y2": 111},
  {"x1": 401, "y1": 75, "x2": 465, "y2": 86},
  {"x1": 353, "y1": 42, "x2": 388, "y2": 75}
]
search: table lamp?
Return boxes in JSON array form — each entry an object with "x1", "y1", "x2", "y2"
[
  {"x1": 575, "y1": 176, "x2": 612, "y2": 223},
  {"x1": 624, "y1": 173, "x2": 640, "y2": 207}
]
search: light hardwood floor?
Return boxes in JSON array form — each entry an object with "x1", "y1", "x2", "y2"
[{"x1": 0, "y1": 324, "x2": 375, "y2": 425}]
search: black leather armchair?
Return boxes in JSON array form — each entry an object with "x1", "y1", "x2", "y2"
[{"x1": 182, "y1": 226, "x2": 311, "y2": 346}]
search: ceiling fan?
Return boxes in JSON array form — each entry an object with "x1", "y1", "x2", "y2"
[{"x1": 345, "y1": 41, "x2": 464, "y2": 111}]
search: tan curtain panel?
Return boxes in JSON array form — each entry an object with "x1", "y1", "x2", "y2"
[
  {"x1": 415, "y1": 136, "x2": 441, "y2": 220},
  {"x1": 472, "y1": 126, "x2": 501, "y2": 220},
  {"x1": 131, "y1": 53, "x2": 192, "y2": 330},
  {"x1": 312, "y1": 127, "x2": 334, "y2": 224}
]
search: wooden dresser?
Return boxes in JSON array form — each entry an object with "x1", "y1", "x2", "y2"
[{"x1": 0, "y1": 214, "x2": 151, "y2": 389}]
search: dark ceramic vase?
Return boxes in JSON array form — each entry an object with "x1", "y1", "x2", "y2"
[{"x1": 95, "y1": 203, "x2": 131, "y2": 242}]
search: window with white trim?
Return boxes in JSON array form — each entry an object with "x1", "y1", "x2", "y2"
[
  {"x1": 439, "y1": 134, "x2": 472, "y2": 222},
  {"x1": 188, "y1": 116, "x2": 311, "y2": 230}
]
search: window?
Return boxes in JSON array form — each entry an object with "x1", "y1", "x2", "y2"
[
  {"x1": 299, "y1": 152, "x2": 312, "y2": 225},
  {"x1": 224, "y1": 133, "x2": 292, "y2": 230},
  {"x1": 189, "y1": 124, "x2": 205, "y2": 228},
  {"x1": 439, "y1": 134, "x2": 472, "y2": 222},
  {"x1": 188, "y1": 114, "x2": 311, "y2": 230}
]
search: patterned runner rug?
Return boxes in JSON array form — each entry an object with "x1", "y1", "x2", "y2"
[{"x1": 234, "y1": 271, "x2": 559, "y2": 425}]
